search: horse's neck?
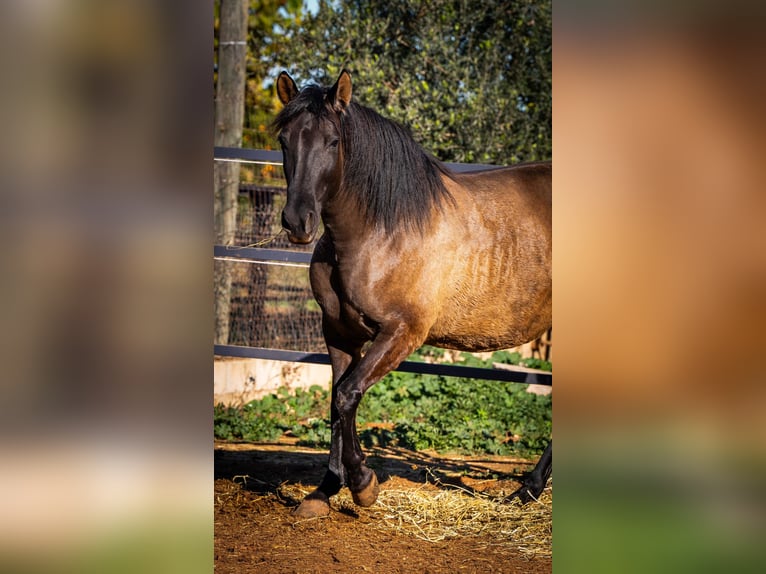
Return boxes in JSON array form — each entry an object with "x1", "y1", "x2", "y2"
[{"x1": 321, "y1": 190, "x2": 375, "y2": 253}]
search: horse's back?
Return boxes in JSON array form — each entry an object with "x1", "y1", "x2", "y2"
[{"x1": 455, "y1": 161, "x2": 550, "y2": 207}]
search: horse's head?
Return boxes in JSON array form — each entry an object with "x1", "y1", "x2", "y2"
[{"x1": 275, "y1": 70, "x2": 352, "y2": 244}]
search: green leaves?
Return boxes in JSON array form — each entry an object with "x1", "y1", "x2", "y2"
[
  {"x1": 274, "y1": 0, "x2": 551, "y2": 165},
  {"x1": 361, "y1": 372, "x2": 551, "y2": 457},
  {"x1": 214, "y1": 350, "x2": 551, "y2": 457},
  {"x1": 213, "y1": 384, "x2": 330, "y2": 442}
]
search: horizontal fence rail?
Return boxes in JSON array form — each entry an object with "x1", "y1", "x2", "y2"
[
  {"x1": 215, "y1": 344, "x2": 552, "y2": 385},
  {"x1": 214, "y1": 146, "x2": 497, "y2": 173},
  {"x1": 214, "y1": 147, "x2": 283, "y2": 164},
  {"x1": 213, "y1": 147, "x2": 551, "y2": 387},
  {"x1": 214, "y1": 245, "x2": 311, "y2": 267}
]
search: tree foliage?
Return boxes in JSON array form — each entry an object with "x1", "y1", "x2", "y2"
[
  {"x1": 215, "y1": 0, "x2": 303, "y2": 150},
  {"x1": 275, "y1": 0, "x2": 551, "y2": 165}
]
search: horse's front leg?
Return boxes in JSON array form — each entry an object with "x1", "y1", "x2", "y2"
[
  {"x1": 334, "y1": 322, "x2": 422, "y2": 508},
  {"x1": 293, "y1": 334, "x2": 361, "y2": 518}
]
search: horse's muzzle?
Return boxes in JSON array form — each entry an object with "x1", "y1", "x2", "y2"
[{"x1": 281, "y1": 209, "x2": 317, "y2": 244}]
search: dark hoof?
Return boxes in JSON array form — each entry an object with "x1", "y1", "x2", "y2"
[
  {"x1": 508, "y1": 487, "x2": 535, "y2": 504},
  {"x1": 292, "y1": 497, "x2": 330, "y2": 518},
  {"x1": 507, "y1": 480, "x2": 546, "y2": 504},
  {"x1": 351, "y1": 471, "x2": 379, "y2": 507}
]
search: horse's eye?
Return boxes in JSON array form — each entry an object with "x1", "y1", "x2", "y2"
[{"x1": 328, "y1": 139, "x2": 339, "y2": 149}]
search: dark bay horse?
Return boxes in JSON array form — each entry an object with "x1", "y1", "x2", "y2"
[{"x1": 274, "y1": 70, "x2": 552, "y2": 518}]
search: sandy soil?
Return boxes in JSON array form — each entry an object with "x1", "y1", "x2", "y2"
[{"x1": 214, "y1": 441, "x2": 551, "y2": 573}]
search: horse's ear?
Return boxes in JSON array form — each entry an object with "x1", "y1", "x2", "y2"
[
  {"x1": 328, "y1": 69, "x2": 352, "y2": 112},
  {"x1": 276, "y1": 71, "x2": 298, "y2": 105}
]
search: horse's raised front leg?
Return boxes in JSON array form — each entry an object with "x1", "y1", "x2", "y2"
[
  {"x1": 508, "y1": 440, "x2": 552, "y2": 503},
  {"x1": 334, "y1": 322, "x2": 421, "y2": 508},
  {"x1": 293, "y1": 335, "x2": 361, "y2": 518}
]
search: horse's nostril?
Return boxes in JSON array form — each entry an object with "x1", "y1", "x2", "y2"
[
  {"x1": 304, "y1": 211, "x2": 316, "y2": 234},
  {"x1": 281, "y1": 211, "x2": 290, "y2": 231}
]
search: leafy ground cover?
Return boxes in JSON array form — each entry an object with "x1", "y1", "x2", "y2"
[{"x1": 214, "y1": 348, "x2": 551, "y2": 457}]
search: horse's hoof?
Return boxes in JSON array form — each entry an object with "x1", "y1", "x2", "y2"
[
  {"x1": 507, "y1": 487, "x2": 534, "y2": 504},
  {"x1": 292, "y1": 497, "x2": 330, "y2": 518},
  {"x1": 351, "y1": 471, "x2": 379, "y2": 507},
  {"x1": 507, "y1": 481, "x2": 544, "y2": 504}
]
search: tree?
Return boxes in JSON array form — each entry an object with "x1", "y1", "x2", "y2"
[
  {"x1": 213, "y1": 0, "x2": 303, "y2": 346},
  {"x1": 214, "y1": 0, "x2": 249, "y2": 345},
  {"x1": 214, "y1": 0, "x2": 304, "y2": 151},
  {"x1": 274, "y1": 0, "x2": 551, "y2": 165}
]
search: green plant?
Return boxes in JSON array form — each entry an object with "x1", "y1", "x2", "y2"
[
  {"x1": 357, "y1": 370, "x2": 551, "y2": 457},
  {"x1": 214, "y1": 384, "x2": 330, "y2": 442},
  {"x1": 215, "y1": 355, "x2": 551, "y2": 458}
]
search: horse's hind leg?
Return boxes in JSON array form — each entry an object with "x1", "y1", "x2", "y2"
[{"x1": 508, "y1": 440, "x2": 552, "y2": 504}]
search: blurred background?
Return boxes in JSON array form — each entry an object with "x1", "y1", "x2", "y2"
[
  {"x1": 554, "y1": 2, "x2": 766, "y2": 572},
  {"x1": 0, "y1": 1, "x2": 212, "y2": 573},
  {"x1": 0, "y1": 0, "x2": 764, "y2": 572}
]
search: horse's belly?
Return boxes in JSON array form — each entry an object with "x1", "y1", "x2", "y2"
[
  {"x1": 425, "y1": 313, "x2": 549, "y2": 353},
  {"x1": 425, "y1": 332, "x2": 520, "y2": 353},
  {"x1": 421, "y1": 226, "x2": 550, "y2": 352}
]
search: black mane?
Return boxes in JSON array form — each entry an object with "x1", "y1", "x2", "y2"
[{"x1": 274, "y1": 84, "x2": 454, "y2": 233}]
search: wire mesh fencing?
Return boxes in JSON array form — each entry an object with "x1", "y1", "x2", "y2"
[{"x1": 221, "y1": 180, "x2": 324, "y2": 352}]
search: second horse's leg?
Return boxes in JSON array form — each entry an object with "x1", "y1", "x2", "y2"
[{"x1": 508, "y1": 440, "x2": 552, "y2": 503}]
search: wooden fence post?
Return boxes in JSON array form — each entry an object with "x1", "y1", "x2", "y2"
[{"x1": 214, "y1": 0, "x2": 248, "y2": 344}]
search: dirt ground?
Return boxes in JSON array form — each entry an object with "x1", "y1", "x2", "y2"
[{"x1": 215, "y1": 441, "x2": 551, "y2": 573}]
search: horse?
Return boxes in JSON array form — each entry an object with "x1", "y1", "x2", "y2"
[{"x1": 274, "y1": 70, "x2": 552, "y2": 518}]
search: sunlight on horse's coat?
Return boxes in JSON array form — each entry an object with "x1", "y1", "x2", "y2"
[{"x1": 274, "y1": 70, "x2": 551, "y2": 518}]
